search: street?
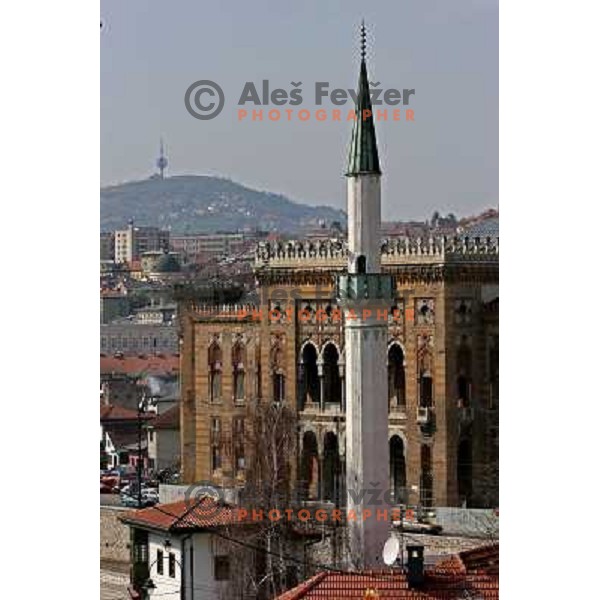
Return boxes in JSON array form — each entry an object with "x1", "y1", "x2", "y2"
[{"x1": 100, "y1": 562, "x2": 129, "y2": 600}]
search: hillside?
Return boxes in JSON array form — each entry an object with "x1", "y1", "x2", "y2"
[{"x1": 100, "y1": 176, "x2": 346, "y2": 234}]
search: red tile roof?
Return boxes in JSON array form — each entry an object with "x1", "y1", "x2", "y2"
[
  {"x1": 100, "y1": 354, "x2": 179, "y2": 377},
  {"x1": 151, "y1": 404, "x2": 180, "y2": 430},
  {"x1": 100, "y1": 404, "x2": 154, "y2": 422},
  {"x1": 459, "y1": 543, "x2": 499, "y2": 575},
  {"x1": 119, "y1": 497, "x2": 244, "y2": 532},
  {"x1": 277, "y1": 545, "x2": 499, "y2": 599}
]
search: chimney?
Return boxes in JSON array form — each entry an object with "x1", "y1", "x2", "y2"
[{"x1": 406, "y1": 544, "x2": 425, "y2": 587}]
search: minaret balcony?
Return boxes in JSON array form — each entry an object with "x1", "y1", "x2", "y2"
[{"x1": 336, "y1": 273, "x2": 394, "y2": 303}]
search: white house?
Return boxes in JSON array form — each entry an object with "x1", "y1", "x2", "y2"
[{"x1": 120, "y1": 497, "x2": 239, "y2": 600}]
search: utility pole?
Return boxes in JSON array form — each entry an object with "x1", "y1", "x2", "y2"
[{"x1": 137, "y1": 392, "x2": 146, "y2": 508}]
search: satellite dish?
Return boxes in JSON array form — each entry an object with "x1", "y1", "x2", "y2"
[{"x1": 382, "y1": 536, "x2": 400, "y2": 566}]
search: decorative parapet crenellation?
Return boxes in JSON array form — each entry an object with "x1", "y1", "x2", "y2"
[
  {"x1": 255, "y1": 239, "x2": 347, "y2": 268},
  {"x1": 255, "y1": 236, "x2": 499, "y2": 269},
  {"x1": 186, "y1": 303, "x2": 258, "y2": 321}
]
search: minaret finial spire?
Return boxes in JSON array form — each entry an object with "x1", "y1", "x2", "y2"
[
  {"x1": 360, "y1": 20, "x2": 367, "y2": 61},
  {"x1": 346, "y1": 21, "x2": 381, "y2": 176}
]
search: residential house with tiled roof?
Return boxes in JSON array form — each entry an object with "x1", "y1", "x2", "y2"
[
  {"x1": 100, "y1": 403, "x2": 154, "y2": 471},
  {"x1": 119, "y1": 497, "x2": 246, "y2": 600}
]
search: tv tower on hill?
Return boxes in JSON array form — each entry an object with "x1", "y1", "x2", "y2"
[{"x1": 156, "y1": 138, "x2": 168, "y2": 179}]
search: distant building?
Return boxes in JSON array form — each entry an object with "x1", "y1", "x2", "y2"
[
  {"x1": 100, "y1": 322, "x2": 179, "y2": 355},
  {"x1": 100, "y1": 291, "x2": 130, "y2": 324},
  {"x1": 460, "y1": 215, "x2": 499, "y2": 237},
  {"x1": 140, "y1": 251, "x2": 181, "y2": 275},
  {"x1": 134, "y1": 303, "x2": 177, "y2": 325},
  {"x1": 100, "y1": 231, "x2": 115, "y2": 261},
  {"x1": 100, "y1": 354, "x2": 179, "y2": 413},
  {"x1": 100, "y1": 403, "x2": 154, "y2": 470},
  {"x1": 114, "y1": 220, "x2": 170, "y2": 264},
  {"x1": 147, "y1": 404, "x2": 180, "y2": 472},
  {"x1": 170, "y1": 232, "x2": 258, "y2": 262}
]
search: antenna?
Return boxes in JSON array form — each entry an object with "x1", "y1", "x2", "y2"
[
  {"x1": 382, "y1": 535, "x2": 400, "y2": 567},
  {"x1": 156, "y1": 137, "x2": 168, "y2": 179}
]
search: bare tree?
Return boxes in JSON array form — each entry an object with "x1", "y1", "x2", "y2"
[{"x1": 219, "y1": 400, "x2": 299, "y2": 600}]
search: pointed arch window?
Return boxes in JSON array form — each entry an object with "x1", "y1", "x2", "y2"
[
  {"x1": 390, "y1": 436, "x2": 407, "y2": 503},
  {"x1": 457, "y1": 337, "x2": 472, "y2": 407},
  {"x1": 388, "y1": 344, "x2": 406, "y2": 409},
  {"x1": 232, "y1": 342, "x2": 246, "y2": 402},
  {"x1": 271, "y1": 344, "x2": 285, "y2": 403},
  {"x1": 299, "y1": 343, "x2": 319, "y2": 409},
  {"x1": 322, "y1": 344, "x2": 341, "y2": 406},
  {"x1": 208, "y1": 342, "x2": 222, "y2": 402}
]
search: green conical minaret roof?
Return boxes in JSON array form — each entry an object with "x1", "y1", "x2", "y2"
[{"x1": 346, "y1": 24, "x2": 381, "y2": 177}]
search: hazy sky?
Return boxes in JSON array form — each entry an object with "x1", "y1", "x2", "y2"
[{"x1": 101, "y1": 0, "x2": 498, "y2": 221}]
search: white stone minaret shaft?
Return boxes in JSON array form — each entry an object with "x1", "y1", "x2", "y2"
[
  {"x1": 338, "y1": 26, "x2": 394, "y2": 569},
  {"x1": 347, "y1": 175, "x2": 381, "y2": 274}
]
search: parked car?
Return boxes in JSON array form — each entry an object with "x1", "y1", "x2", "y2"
[
  {"x1": 121, "y1": 494, "x2": 140, "y2": 508},
  {"x1": 144, "y1": 489, "x2": 159, "y2": 504},
  {"x1": 121, "y1": 492, "x2": 158, "y2": 508}
]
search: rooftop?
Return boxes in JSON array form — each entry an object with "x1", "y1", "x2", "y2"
[
  {"x1": 277, "y1": 544, "x2": 499, "y2": 599},
  {"x1": 119, "y1": 497, "x2": 242, "y2": 533},
  {"x1": 100, "y1": 354, "x2": 179, "y2": 377},
  {"x1": 462, "y1": 217, "x2": 499, "y2": 237},
  {"x1": 151, "y1": 404, "x2": 180, "y2": 430},
  {"x1": 100, "y1": 404, "x2": 154, "y2": 422}
]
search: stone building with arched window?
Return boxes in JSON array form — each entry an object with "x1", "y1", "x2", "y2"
[{"x1": 177, "y1": 232, "x2": 498, "y2": 509}]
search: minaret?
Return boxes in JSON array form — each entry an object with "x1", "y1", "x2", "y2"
[
  {"x1": 337, "y1": 23, "x2": 394, "y2": 569},
  {"x1": 156, "y1": 137, "x2": 168, "y2": 179}
]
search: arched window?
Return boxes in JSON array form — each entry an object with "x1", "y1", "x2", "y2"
[
  {"x1": 322, "y1": 344, "x2": 341, "y2": 406},
  {"x1": 232, "y1": 342, "x2": 246, "y2": 401},
  {"x1": 356, "y1": 255, "x2": 366, "y2": 274},
  {"x1": 323, "y1": 432, "x2": 342, "y2": 503},
  {"x1": 300, "y1": 431, "x2": 319, "y2": 500},
  {"x1": 389, "y1": 436, "x2": 406, "y2": 503},
  {"x1": 420, "y1": 445, "x2": 433, "y2": 507},
  {"x1": 417, "y1": 338, "x2": 434, "y2": 408},
  {"x1": 419, "y1": 372, "x2": 433, "y2": 408},
  {"x1": 271, "y1": 344, "x2": 285, "y2": 402},
  {"x1": 457, "y1": 337, "x2": 472, "y2": 407},
  {"x1": 233, "y1": 417, "x2": 245, "y2": 475},
  {"x1": 208, "y1": 342, "x2": 222, "y2": 402},
  {"x1": 299, "y1": 343, "x2": 319, "y2": 409},
  {"x1": 388, "y1": 344, "x2": 406, "y2": 409}
]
